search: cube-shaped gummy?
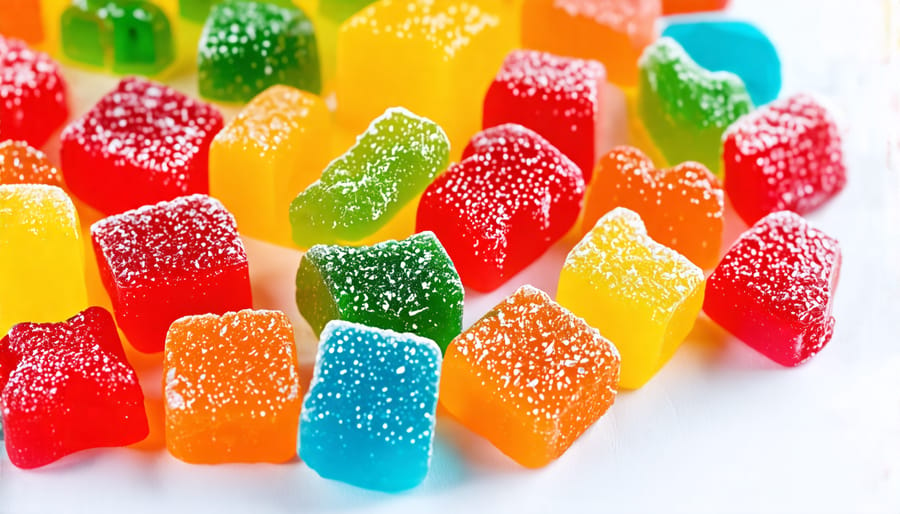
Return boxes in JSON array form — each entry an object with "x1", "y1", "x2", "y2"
[
  {"x1": 0, "y1": 0, "x2": 44, "y2": 44},
  {"x1": 441, "y1": 285, "x2": 620, "y2": 468},
  {"x1": 91, "y1": 194, "x2": 252, "y2": 353},
  {"x1": 300, "y1": 321, "x2": 442, "y2": 492},
  {"x1": 164, "y1": 309, "x2": 302, "y2": 464},
  {"x1": 198, "y1": 0, "x2": 320, "y2": 103},
  {"x1": 557, "y1": 208, "x2": 704, "y2": 389},
  {"x1": 296, "y1": 232, "x2": 464, "y2": 351},
  {"x1": 209, "y1": 85, "x2": 331, "y2": 247},
  {"x1": 316, "y1": 0, "x2": 377, "y2": 84},
  {"x1": 0, "y1": 141, "x2": 64, "y2": 187}
]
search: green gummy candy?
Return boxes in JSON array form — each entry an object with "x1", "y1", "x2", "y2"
[
  {"x1": 289, "y1": 107, "x2": 451, "y2": 248},
  {"x1": 198, "y1": 0, "x2": 320, "y2": 103},
  {"x1": 296, "y1": 231, "x2": 464, "y2": 352},
  {"x1": 180, "y1": 0, "x2": 298, "y2": 24},
  {"x1": 638, "y1": 37, "x2": 754, "y2": 176}
]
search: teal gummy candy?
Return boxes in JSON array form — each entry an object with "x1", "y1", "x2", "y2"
[
  {"x1": 662, "y1": 21, "x2": 781, "y2": 106},
  {"x1": 300, "y1": 321, "x2": 441, "y2": 492},
  {"x1": 61, "y1": 0, "x2": 174, "y2": 75},
  {"x1": 289, "y1": 107, "x2": 451, "y2": 248},
  {"x1": 638, "y1": 37, "x2": 754, "y2": 176},
  {"x1": 198, "y1": 0, "x2": 320, "y2": 103},
  {"x1": 296, "y1": 232, "x2": 464, "y2": 352}
]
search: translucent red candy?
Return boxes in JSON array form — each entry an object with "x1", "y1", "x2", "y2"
[
  {"x1": 722, "y1": 93, "x2": 847, "y2": 225},
  {"x1": 0, "y1": 307, "x2": 148, "y2": 469},
  {"x1": 416, "y1": 124, "x2": 585, "y2": 292},
  {"x1": 61, "y1": 77, "x2": 224, "y2": 215},
  {"x1": 704, "y1": 211, "x2": 841, "y2": 367},
  {"x1": 0, "y1": 35, "x2": 69, "y2": 148},
  {"x1": 483, "y1": 50, "x2": 605, "y2": 181}
]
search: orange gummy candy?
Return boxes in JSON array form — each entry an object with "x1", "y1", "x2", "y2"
[
  {"x1": 0, "y1": 140, "x2": 64, "y2": 187},
  {"x1": 583, "y1": 146, "x2": 724, "y2": 269},
  {"x1": 662, "y1": 0, "x2": 728, "y2": 15},
  {"x1": 0, "y1": 0, "x2": 44, "y2": 44}
]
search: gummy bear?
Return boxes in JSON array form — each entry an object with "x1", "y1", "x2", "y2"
[
  {"x1": 441, "y1": 285, "x2": 620, "y2": 468},
  {"x1": 417, "y1": 124, "x2": 585, "y2": 292},
  {"x1": 290, "y1": 107, "x2": 450, "y2": 248},
  {"x1": 300, "y1": 320, "x2": 442, "y2": 492},
  {"x1": 91, "y1": 194, "x2": 252, "y2": 353},
  {"x1": 0, "y1": 35, "x2": 69, "y2": 148},
  {"x1": 296, "y1": 232, "x2": 464, "y2": 351},
  {"x1": 722, "y1": 93, "x2": 847, "y2": 225},
  {"x1": 704, "y1": 211, "x2": 841, "y2": 367},
  {"x1": 557, "y1": 208, "x2": 704, "y2": 389},
  {"x1": 61, "y1": 77, "x2": 224, "y2": 215},
  {"x1": 164, "y1": 309, "x2": 302, "y2": 464},
  {"x1": 483, "y1": 49, "x2": 606, "y2": 181},
  {"x1": 0, "y1": 141, "x2": 64, "y2": 187},
  {"x1": 521, "y1": 0, "x2": 660, "y2": 87},
  {"x1": 638, "y1": 37, "x2": 753, "y2": 176},
  {"x1": 209, "y1": 85, "x2": 331, "y2": 247},
  {"x1": 1, "y1": 307, "x2": 148, "y2": 469},
  {"x1": 661, "y1": 0, "x2": 727, "y2": 14},
  {"x1": 583, "y1": 146, "x2": 724, "y2": 269}
]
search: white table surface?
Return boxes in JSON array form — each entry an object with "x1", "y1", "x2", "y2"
[{"x1": 2, "y1": 0, "x2": 899, "y2": 512}]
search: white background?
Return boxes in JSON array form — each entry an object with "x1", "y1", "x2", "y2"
[{"x1": 2, "y1": 0, "x2": 899, "y2": 512}]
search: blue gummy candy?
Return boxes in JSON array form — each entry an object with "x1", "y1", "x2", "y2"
[
  {"x1": 299, "y1": 321, "x2": 442, "y2": 492},
  {"x1": 662, "y1": 20, "x2": 781, "y2": 105}
]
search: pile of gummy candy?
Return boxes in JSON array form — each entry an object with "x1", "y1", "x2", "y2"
[{"x1": 0, "y1": 0, "x2": 845, "y2": 493}]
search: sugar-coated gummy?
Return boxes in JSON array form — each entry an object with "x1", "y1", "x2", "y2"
[
  {"x1": 0, "y1": 141, "x2": 64, "y2": 187},
  {"x1": 704, "y1": 211, "x2": 841, "y2": 367},
  {"x1": 440, "y1": 285, "x2": 620, "y2": 468},
  {"x1": 300, "y1": 321, "x2": 442, "y2": 492},
  {"x1": 296, "y1": 232, "x2": 464, "y2": 352}
]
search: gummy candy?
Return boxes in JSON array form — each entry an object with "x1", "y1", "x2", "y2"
[
  {"x1": 198, "y1": 0, "x2": 320, "y2": 103},
  {"x1": 0, "y1": 36, "x2": 69, "y2": 148},
  {"x1": 61, "y1": 77, "x2": 224, "y2": 215},
  {"x1": 583, "y1": 146, "x2": 724, "y2": 269},
  {"x1": 417, "y1": 124, "x2": 584, "y2": 292},
  {"x1": 1, "y1": 307, "x2": 148, "y2": 469},
  {"x1": 209, "y1": 85, "x2": 331, "y2": 247},
  {"x1": 296, "y1": 232, "x2": 464, "y2": 352},
  {"x1": 483, "y1": 49, "x2": 606, "y2": 181},
  {"x1": 520, "y1": 0, "x2": 660, "y2": 87},
  {"x1": 440, "y1": 285, "x2": 620, "y2": 468},
  {"x1": 704, "y1": 212, "x2": 840, "y2": 366},
  {"x1": 661, "y1": 0, "x2": 727, "y2": 14},
  {"x1": 164, "y1": 309, "x2": 302, "y2": 464},
  {"x1": 0, "y1": 141, "x2": 64, "y2": 187},
  {"x1": 638, "y1": 37, "x2": 753, "y2": 175},
  {"x1": 290, "y1": 107, "x2": 450, "y2": 248},
  {"x1": 300, "y1": 320, "x2": 441, "y2": 492},
  {"x1": 0, "y1": 0, "x2": 44, "y2": 44},
  {"x1": 662, "y1": 20, "x2": 781, "y2": 106},
  {"x1": 557, "y1": 208, "x2": 704, "y2": 389},
  {"x1": 723, "y1": 93, "x2": 847, "y2": 225},
  {"x1": 336, "y1": 0, "x2": 515, "y2": 150},
  {"x1": 0, "y1": 185, "x2": 87, "y2": 338},
  {"x1": 316, "y1": 0, "x2": 377, "y2": 85},
  {"x1": 91, "y1": 194, "x2": 252, "y2": 353}
]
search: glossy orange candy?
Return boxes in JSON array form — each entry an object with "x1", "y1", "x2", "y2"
[
  {"x1": 0, "y1": 141, "x2": 64, "y2": 187},
  {"x1": 662, "y1": 0, "x2": 729, "y2": 15},
  {"x1": 0, "y1": 0, "x2": 44, "y2": 44}
]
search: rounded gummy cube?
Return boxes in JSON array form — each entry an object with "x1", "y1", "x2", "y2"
[
  {"x1": 416, "y1": 124, "x2": 585, "y2": 292},
  {"x1": 441, "y1": 285, "x2": 620, "y2": 468},
  {"x1": 0, "y1": 184, "x2": 87, "y2": 337},
  {"x1": 300, "y1": 320, "x2": 442, "y2": 492},
  {"x1": 1, "y1": 307, "x2": 148, "y2": 469},
  {"x1": 0, "y1": 140, "x2": 64, "y2": 187},
  {"x1": 209, "y1": 85, "x2": 331, "y2": 247},
  {"x1": 164, "y1": 309, "x2": 302, "y2": 464},
  {"x1": 704, "y1": 211, "x2": 841, "y2": 367},
  {"x1": 557, "y1": 207, "x2": 705, "y2": 389},
  {"x1": 521, "y1": 0, "x2": 660, "y2": 87},
  {"x1": 61, "y1": 77, "x2": 224, "y2": 215},
  {"x1": 583, "y1": 146, "x2": 724, "y2": 269},
  {"x1": 661, "y1": 0, "x2": 728, "y2": 14},
  {"x1": 90, "y1": 194, "x2": 252, "y2": 353},
  {"x1": 483, "y1": 49, "x2": 606, "y2": 181},
  {"x1": 723, "y1": 93, "x2": 847, "y2": 225}
]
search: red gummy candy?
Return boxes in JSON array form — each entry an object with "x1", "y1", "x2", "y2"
[
  {"x1": 723, "y1": 93, "x2": 847, "y2": 225},
  {"x1": 91, "y1": 194, "x2": 252, "y2": 353},
  {"x1": 0, "y1": 36, "x2": 69, "y2": 148},
  {"x1": 704, "y1": 211, "x2": 841, "y2": 367},
  {"x1": 483, "y1": 50, "x2": 605, "y2": 181},
  {"x1": 0, "y1": 307, "x2": 148, "y2": 469},
  {"x1": 61, "y1": 77, "x2": 224, "y2": 215},
  {"x1": 662, "y1": 0, "x2": 728, "y2": 15},
  {"x1": 416, "y1": 124, "x2": 585, "y2": 292}
]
